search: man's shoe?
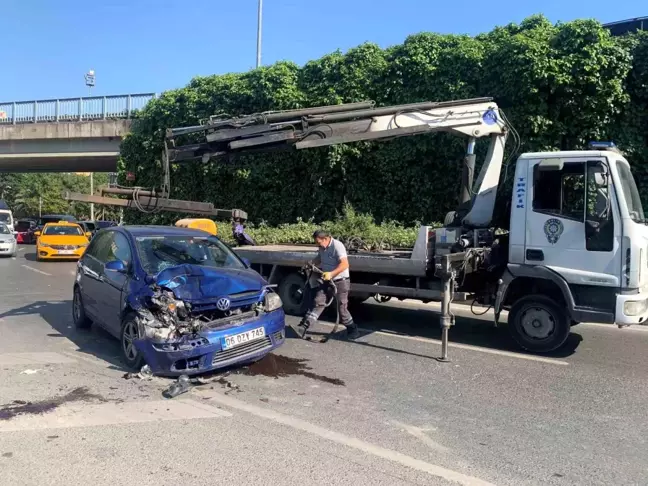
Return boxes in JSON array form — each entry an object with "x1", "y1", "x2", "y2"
[
  {"x1": 346, "y1": 322, "x2": 360, "y2": 340},
  {"x1": 290, "y1": 320, "x2": 310, "y2": 339}
]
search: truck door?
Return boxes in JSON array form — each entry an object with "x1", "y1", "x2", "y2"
[{"x1": 524, "y1": 158, "x2": 622, "y2": 292}]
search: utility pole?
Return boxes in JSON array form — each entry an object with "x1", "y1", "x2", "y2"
[
  {"x1": 256, "y1": 0, "x2": 263, "y2": 68},
  {"x1": 84, "y1": 69, "x2": 96, "y2": 220}
]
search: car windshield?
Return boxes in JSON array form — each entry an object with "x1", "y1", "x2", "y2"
[
  {"x1": 43, "y1": 225, "x2": 83, "y2": 236},
  {"x1": 0, "y1": 224, "x2": 11, "y2": 235},
  {"x1": 0, "y1": 213, "x2": 10, "y2": 224},
  {"x1": 616, "y1": 161, "x2": 645, "y2": 223},
  {"x1": 135, "y1": 235, "x2": 245, "y2": 274}
]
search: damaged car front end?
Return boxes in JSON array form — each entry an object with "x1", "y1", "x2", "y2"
[{"x1": 131, "y1": 264, "x2": 285, "y2": 376}]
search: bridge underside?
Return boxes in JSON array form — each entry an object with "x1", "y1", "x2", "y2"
[
  {"x1": 0, "y1": 153, "x2": 117, "y2": 172},
  {"x1": 0, "y1": 137, "x2": 120, "y2": 172},
  {"x1": 0, "y1": 120, "x2": 129, "y2": 172}
]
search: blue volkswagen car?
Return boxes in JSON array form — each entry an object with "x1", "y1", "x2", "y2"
[{"x1": 72, "y1": 226, "x2": 286, "y2": 376}]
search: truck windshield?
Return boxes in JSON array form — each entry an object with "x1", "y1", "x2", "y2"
[
  {"x1": 135, "y1": 235, "x2": 245, "y2": 275},
  {"x1": 617, "y1": 161, "x2": 645, "y2": 223}
]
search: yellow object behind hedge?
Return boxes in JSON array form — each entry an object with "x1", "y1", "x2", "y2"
[{"x1": 175, "y1": 218, "x2": 218, "y2": 235}]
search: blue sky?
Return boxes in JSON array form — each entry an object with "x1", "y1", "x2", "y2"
[{"x1": 0, "y1": 0, "x2": 643, "y2": 101}]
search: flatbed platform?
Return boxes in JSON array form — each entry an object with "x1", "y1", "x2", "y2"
[{"x1": 234, "y1": 244, "x2": 427, "y2": 277}]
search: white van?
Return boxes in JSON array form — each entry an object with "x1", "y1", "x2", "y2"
[{"x1": 0, "y1": 209, "x2": 13, "y2": 229}]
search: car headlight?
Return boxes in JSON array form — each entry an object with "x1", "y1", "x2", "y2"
[
  {"x1": 624, "y1": 299, "x2": 648, "y2": 316},
  {"x1": 7, "y1": 238, "x2": 15, "y2": 243},
  {"x1": 264, "y1": 292, "x2": 283, "y2": 312}
]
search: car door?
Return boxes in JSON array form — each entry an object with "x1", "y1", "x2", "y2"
[
  {"x1": 97, "y1": 232, "x2": 134, "y2": 337},
  {"x1": 77, "y1": 231, "x2": 113, "y2": 320},
  {"x1": 524, "y1": 157, "x2": 622, "y2": 288}
]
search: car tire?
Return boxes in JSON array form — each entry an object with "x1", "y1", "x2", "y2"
[
  {"x1": 72, "y1": 286, "x2": 92, "y2": 329},
  {"x1": 121, "y1": 313, "x2": 145, "y2": 370},
  {"x1": 277, "y1": 272, "x2": 309, "y2": 316},
  {"x1": 508, "y1": 295, "x2": 571, "y2": 353}
]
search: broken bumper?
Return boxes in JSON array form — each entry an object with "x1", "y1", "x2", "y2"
[{"x1": 134, "y1": 309, "x2": 286, "y2": 376}]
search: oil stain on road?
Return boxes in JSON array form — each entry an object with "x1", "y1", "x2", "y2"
[
  {"x1": 0, "y1": 387, "x2": 111, "y2": 420},
  {"x1": 242, "y1": 354, "x2": 345, "y2": 386}
]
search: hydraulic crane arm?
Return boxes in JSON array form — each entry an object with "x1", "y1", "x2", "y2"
[{"x1": 165, "y1": 97, "x2": 509, "y2": 228}]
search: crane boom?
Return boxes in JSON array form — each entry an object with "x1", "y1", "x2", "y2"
[{"x1": 164, "y1": 97, "x2": 509, "y2": 228}]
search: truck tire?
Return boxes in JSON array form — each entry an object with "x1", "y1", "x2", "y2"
[
  {"x1": 278, "y1": 272, "x2": 308, "y2": 316},
  {"x1": 508, "y1": 295, "x2": 570, "y2": 353}
]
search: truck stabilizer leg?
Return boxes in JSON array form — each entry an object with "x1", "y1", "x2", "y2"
[{"x1": 436, "y1": 255, "x2": 454, "y2": 363}]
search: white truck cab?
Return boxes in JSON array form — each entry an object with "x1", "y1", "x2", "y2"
[
  {"x1": 500, "y1": 142, "x2": 648, "y2": 348},
  {"x1": 0, "y1": 209, "x2": 14, "y2": 230}
]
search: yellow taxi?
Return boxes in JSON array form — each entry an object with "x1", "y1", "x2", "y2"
[
  {"x1": 35, "y1": 221, "x2": 92, "y2": 261},
  {"x1": 175, "y1": 218, "x2": 218, "y2": 235}
]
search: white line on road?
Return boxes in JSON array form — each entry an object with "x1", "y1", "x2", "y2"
[
  {"x1": 309, "y1": 321, "x2": 569, "y2": 366},
  {"x1": 371, "y1": 330, "x2": 570, "y2": 366},
  {"x1": 20, "y1": 264, "x2": 52, "y2": 276},
  {"x1": 0, "y1": 399, "x2": 232, "y2": 433},
  {"x1": 580, "y1": 322, "x2": 648, "y2": 333},
  {"x1": 201, "y1": 391, "x2": 497, "y2": 486},
  {"x1": 0, "y1": 352, "x2": 77, "y2": 366}
]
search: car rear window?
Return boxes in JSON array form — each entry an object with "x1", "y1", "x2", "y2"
[
  {"x1": 43, "y1": 225, "x2": 83, "y2": 236},
  {"x1": 16, "y1": 222, "x2": 32, "y2": 231}
]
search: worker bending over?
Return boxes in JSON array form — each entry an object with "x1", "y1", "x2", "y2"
[{"x1": 292, "y1": 229, "x2": 359, "y2": 340}]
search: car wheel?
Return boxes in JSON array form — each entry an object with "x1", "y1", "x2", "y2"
[
  {"x1": 121, "y1": 314, "x2": 145, "y2": 370},
  {"x1": 72, "y1": 286, "x2": 92, "y2": 329},
  {"x1": 508, "y1": 295, "x2": 570, "y2": 353}
]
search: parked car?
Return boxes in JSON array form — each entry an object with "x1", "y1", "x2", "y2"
[
  {"x1": 0, "y1": 223, "x2": 17, "y2": 257},
  {"x1": 35, "y1": 222, "x2": 92, "y2": 261},
  {"x1": 72, "y1": 225, "x2": 286, "y2": 376},
  {"x1": 14, "y1": 219, "x2": 37, "y2": 244}
]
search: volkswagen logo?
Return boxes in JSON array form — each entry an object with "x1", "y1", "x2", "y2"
[{"x1": 216, "y1": 297, "x2": 231, "y2": 311}]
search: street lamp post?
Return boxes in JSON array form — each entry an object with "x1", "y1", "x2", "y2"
[
  {"x1": 256, "y1": 0, "x2": 263, "y2": 68},
  {"x1": 84, "y1": 70, "x2": 96, "y2": 221}
]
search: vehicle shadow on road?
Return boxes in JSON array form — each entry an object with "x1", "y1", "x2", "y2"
[
  {"x1": 312, "y1": 301, "x2": 582, "y2": 359},
  {"x1": 0, "y1": 300, "x2": 130, "y2": 371}
]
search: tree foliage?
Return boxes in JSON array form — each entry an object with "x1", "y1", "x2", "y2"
[
  {"x1": 119, "y1": 16, "x2": 647, "y2": 228},
  {"x1": 1, "y1": 173, "x2": 118, "y2": 219}
]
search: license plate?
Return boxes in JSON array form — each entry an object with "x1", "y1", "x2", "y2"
[
  {"x1": 222, "y1": 327, "x2": 265, "y2": 350},
  {"x1": 58, "y1": 250, "x2": 75, "y2": 255}
]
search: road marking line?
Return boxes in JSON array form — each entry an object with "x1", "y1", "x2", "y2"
[
  {"x1": 0, "y1": 352, "x2": 77, "y2": 366},
  {"x1": 391, "y1": 420, "x2": 450, "y2": 453},
  {"x1": 200, "y1": 391, "x2": 496, "y2": 486},
  {"x1": 306, "y1": 321, "x2": 569, "y2": 366},
  {"x1": 0, "y1": 399, "x2": 232, "y2": 432},
  {"x1": 20, "y1": 264, "x2": 52, "y2": 276},
  {"x1": 581, "y1": 322, "x2": 648, "y2": 333}
]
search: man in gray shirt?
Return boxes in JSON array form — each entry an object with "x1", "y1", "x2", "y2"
[{"x1": 291, "y1": 229, "x2": 359, "y2": 340}]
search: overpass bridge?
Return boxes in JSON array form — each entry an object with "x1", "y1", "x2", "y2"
[{"x1": 0, "y1": 93, "x2": 155, "y2": 172}]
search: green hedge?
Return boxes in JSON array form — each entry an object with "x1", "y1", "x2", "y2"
[
  {"x1": 219, "y1": 204, "x2": 427, "y2": 248},
  {"x1": 119, "y1": 16, "x2": 648, "y2": 229}
]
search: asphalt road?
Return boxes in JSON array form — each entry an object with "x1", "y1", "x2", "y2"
[{"x1": 1, "y1": 246, "x2": 648, "y2": 485}]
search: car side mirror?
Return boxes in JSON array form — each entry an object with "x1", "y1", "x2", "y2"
[
  {"x1": 105, "y1": 260, "x2": 127, "y2": 273},
  {"x1": 241, "y1": 257, "x2": 251, "y2": 267},
  {"x1": 85, "y1": 232, "x2": 92, "y2": 238},
  {"x1": 12, "y1": 231, "x2": 17, "y2": 236},
  {"x1": 34, "y1": 231, "x2": 41, "y2": 236}
]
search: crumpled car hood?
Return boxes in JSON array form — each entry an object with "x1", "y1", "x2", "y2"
[{"x1": 154, "y1": 264, "x2": 264, "y2": 302}]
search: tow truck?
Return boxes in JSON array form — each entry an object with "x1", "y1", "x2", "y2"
[{"x1": 75, "y1": 97, "x2": 648, "y2": 357}]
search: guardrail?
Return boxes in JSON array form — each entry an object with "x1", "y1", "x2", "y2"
[{"x1": 0, "y1": 93, "x2": 156, "y2": 124}]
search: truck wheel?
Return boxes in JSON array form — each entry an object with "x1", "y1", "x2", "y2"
[
  {"x1": 278, "y1": 272, "x2": 308, "y2": 316},
  {"x1": 508, "y1": 295, "x2": 570, "y2": 353}
]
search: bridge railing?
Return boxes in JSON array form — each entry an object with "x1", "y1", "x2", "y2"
[{"x1": 0, "y1": 93, "x2": 156, "y2": 124}]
